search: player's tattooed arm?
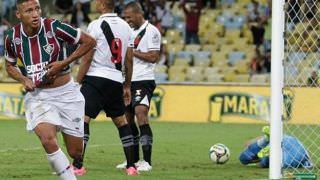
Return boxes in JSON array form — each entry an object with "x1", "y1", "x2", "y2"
[
  {"x1": 133, "y1": 50, "x2": 160, "y2": 63},
  {"x1": 6, "y1": 61, "x2": 35, "y2": 91},
  {"x1": 123, "y1": 47, "x2": 133, "y2": 106},
  {"x1": 46, "y1": 31, "x2": 96, "y2": 77}
]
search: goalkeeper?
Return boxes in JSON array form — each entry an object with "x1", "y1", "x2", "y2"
[{"x1": 239, "y1": 126, "x2": 312, "y2": 168}]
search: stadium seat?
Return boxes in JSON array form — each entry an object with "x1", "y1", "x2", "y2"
[
  {"x1": 225, "y1": 29, "x2": 241, "y2": 43},
  {"x1": 234, "y1": 74, "x2": 250, "y2": 83},
  {"x1": 173, "y1": 58, "x2": 191, "y2": 66},
  {"x1": 250, "y1": 74, "x2": 270, "y2": 84},
  {"x1": 155, "y1": 73, "x2": 168, "y2": 83},
  {"x1": 169, "y1": 71, "x2": 186, "y2": 82},
  {"x1": 167, "y1": 44, "x2": 184, "y2": 54},
  {"x1": 155, "y1": 65, "x2": 168, "y2": 74},
  {"x1": 176, "y1": 51, "x2": 194, "y2": 59},
  {"x1": 204, "y1": 67, "x2": 221, "y2": 75},
  {"x1": 228, "y1": 51, "x2": 245, "y2": 65},
  {"x1": 168, "y1": 65, "x2": 187, "y2": 75},
  {"x1": 185, "y1": 44, "x2": 201, "y2": 52},
  {"x1": 202, "y1": 44, "x2": 220, "y2": 52},
  {"x1": 206, "y1": 74, "x2": 225, "y2": 83},
  {"x1": 234, "y1": 61, "x2": 249, "y2": 74},
  {"x1": 224, "y1": 72, "x2": 236, "y2": 82},
  {"x1": 211, "y1": 51, "x2": 228, "y2": 65},
  {"x1": 194, "y1": 58, "x2": 211, "y2": 67},
  {"x1": 193, "y1": 51, "x2": 211, "y2": 60}
]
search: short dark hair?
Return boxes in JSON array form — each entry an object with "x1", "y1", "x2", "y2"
[
  {"x1": 124, "y1": 1, "x2": 144, "y2": 14},
  {"x1": 104, "y1": 0, "x2": 115, "y2": 9},
  {"x1": 16, "y1": 0, "x2": 36, "y2": 5}
]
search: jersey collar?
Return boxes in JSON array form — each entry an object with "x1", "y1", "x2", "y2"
[
  {"x1": 135, "y1": 20, "x2": 149, "y2": 31},
  {"x1": 99, "y1": 13, "x2": 118, "y2": 19},
  {"x1": 21, "y1": 17, "x2": 44, "y2": 38}
]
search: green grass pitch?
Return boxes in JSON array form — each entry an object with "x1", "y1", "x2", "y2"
[{"x1": 0, "y1": 120, "x2": 268, "y2": 180}]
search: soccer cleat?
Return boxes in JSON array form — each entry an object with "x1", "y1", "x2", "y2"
[
  {"x1": 262, "y1": 125, "x2": 270, "y2": 140},
  {"x1": 258, "y1": 146, "x2": 270, "y2": 159},
  {"x1": 116, "y1": 161, "x2": 127, "y2": 169},
  {"x1": 136, "y1": 160, "x2": 152, "y2": 172},
  {"x1": 126, "y1": 167, "x2": 138, "y2": 176},
  {"x1": 71, "y1": 165, "x2": 87, "y2": 176}
]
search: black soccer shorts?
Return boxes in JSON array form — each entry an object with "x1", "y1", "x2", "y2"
[
  {"x1": 81, "y1": 76, "x2": 125, "y2": 119},
  {"x1": 127, "y1": 80, "x2": 156, "y2": 113}
]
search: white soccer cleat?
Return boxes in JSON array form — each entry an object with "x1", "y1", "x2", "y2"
[
  {"x1": 116, "y1": 161, "x2": 127, "y2": 169},
  {"x1": 136, "y1": 160, "x2": 152, "y2": 172}
]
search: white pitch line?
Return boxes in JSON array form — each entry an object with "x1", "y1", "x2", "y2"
[{"x1": 0, "y1": 143, "x2": 120, "y2": 153}]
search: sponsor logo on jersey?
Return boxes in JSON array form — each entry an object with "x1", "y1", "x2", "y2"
[
  {"x1": 208, "y1": 91, "x2": 294, "y2": 122},
  {"x1": 13, "y1": 38, "x2": 22, "y2": 45},
  {"x1": 43, "y1": 44, "x2": 54, "y2": 54},
  {"x1": 45, "y1": 31, "x2": 54, "y2": 38},
  {"x1": 151, "y1": 33, "x2": 160, "y2": 44}
]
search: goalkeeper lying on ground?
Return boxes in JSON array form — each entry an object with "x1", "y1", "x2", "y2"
[{"x1": 239, "y1": 126, "x2": 313, "y2": 168}]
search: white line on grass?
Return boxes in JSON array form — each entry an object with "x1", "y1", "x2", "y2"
[{"x1": 0, "y1": 143, "x2": 120, "y2": 153}]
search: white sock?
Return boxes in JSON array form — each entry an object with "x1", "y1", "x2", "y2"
[{"x1": 47, "y1": 148, "x2": 76, "y2": 180}]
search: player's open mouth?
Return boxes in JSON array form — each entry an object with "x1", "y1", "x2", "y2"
[{"x1": 32, "y1": 19, "x2": 39, "y2": 25}]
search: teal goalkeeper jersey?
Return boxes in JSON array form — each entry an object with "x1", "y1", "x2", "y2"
[{"x1": 4, "y1": 18, "x2": 80, "y2": 86}]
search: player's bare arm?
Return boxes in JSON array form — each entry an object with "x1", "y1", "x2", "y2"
[
  {"x1": 6, "y1": 61, "x2": 36, "y2": 91},
  {"x1": 133, "y1": 50, "x2": 160, "y2": 63},
  {"x1": 76, "y1": 48, "x2": 95, "y2": 83},
  {"x1": 123, "y1": 47, "x2": 133, "y2": 106},
  {"x1": 46, "y1": 31, "x2": 96, "y2": 77}
]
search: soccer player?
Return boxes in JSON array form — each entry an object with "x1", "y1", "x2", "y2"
[
  {"x1": 4, "y1": 0, "x2": 96, "y2": 179},
  {"x1": 239, "y1": 126, "x2": 313, "y2": 168},
  {"x1": 117, "y1": 1, "x2": 161, "y2": 172},
  {"x1": 74, "y1": 0, "x2": 138, "y2": 176}
]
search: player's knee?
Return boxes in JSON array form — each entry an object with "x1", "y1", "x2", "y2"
[
  {"x1": 135, "y1": 111, "x2": 149, "y2": 125},
  {"x1": 40, "y1": 136, "x2": 59, "y2": 153},
  {"x1": 112, "y1": 115, "x2": 128, "y2": 128}
]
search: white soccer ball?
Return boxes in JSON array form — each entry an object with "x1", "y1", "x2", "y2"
[{"x1": 209, "y1": 143, "x2": 230, "y2": 164}]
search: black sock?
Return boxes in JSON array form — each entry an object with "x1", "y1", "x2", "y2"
[
  {"x1": 139, "y1": 124, "x2": 153, "y2": 165},
  {"x1": 118, "y1": 124, "x2": 135, "y2": 168},
  {"x1": 73, "y1": 122, "x2": 90, "y2": 169},
  {"x1": 130, "y1": 123, "x2": 140, "y2": 163}
]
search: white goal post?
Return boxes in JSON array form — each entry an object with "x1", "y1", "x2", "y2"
[
  {"x1": 271, "y1": 0, "x2": 320, "y2": 179},
  {"x1": 270, "y1": 0, "x2": 284, "y2": 179}
]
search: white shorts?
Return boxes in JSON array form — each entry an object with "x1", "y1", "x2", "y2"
[{"x1": 24, "y1": 80, "x2": 85, "y2": 137}]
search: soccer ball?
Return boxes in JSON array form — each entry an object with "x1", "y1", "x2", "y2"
[{"x1": 209, "y1": 143, "x2": 230, "y2": 164}]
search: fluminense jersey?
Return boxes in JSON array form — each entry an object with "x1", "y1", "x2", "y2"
[
  {"x1": 132, "y1": 21, "x2": 161, "y2": 81},
  {"x1": 86, "y1": 13, "x2": 134, "y2": 83},
  {"x1": 4, "y1": 18, "x2": 80, "y2": 86}
]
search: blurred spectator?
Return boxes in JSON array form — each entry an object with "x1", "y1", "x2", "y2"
[
  {"x1": 262, "y1": 50, "x2": 271, "y2": 73},
  {"x1": 150, "y1": 14, "x2": 164, "y2": 35},
  {"x1": 302, "y1": 0, "x2": 317, "y2": 21},
  {"x1": 71, "y1": 2, "x2": 90, "y2": 29},
  {"x1": 115, "y1": 0, "x2": 126, "y2": 17},
  {"x1": 180, "y1": 0, "x2": 203, "y2": 44},
  {"x1": 1, "y1": 0, "x2": 15, "y2": 26},
  {"x1": 155, "y1": 0, "x2": 174, "y2": 32},
  {"x1": 247, "y1": 0, "x2": 265, "y2": 22},
  {"x1": 307, "y1": 71, "x2": 319, "y2": 87},
  {"x1": 53, "y1": 0, "x2": 73, "y2": 15},
  {"x1": 288, "y1": 0, "x2": 301, "y2": 24},
  {"x1": 249, "y1": 18, "x2": 265, "y2": 47},
  {"x1": 202, "y1": 0, "x2": 217, "y2": 9},
  {"x1": 158, "y1": 44, "x2": 169, "y2": 67},
  {"x1": 78, "y1": 0, "x2": 91, "y2": 22},
  {"x1": 263, "y1": 18, "x2": 271, "y2": 52},
  {"x1": 139, "y1": 0, "x2": 157, "y2": 20},
  {"x1": 0, "y1": 18, "x2": 9, "y2": 56},
  {"x1": 250, "y1": 48, "x2": 263, "y2": 74}
]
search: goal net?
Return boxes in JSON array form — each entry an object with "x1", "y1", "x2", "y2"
[{"x1": 283, "y1": 0, "x2": 320, "y2": 177}]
